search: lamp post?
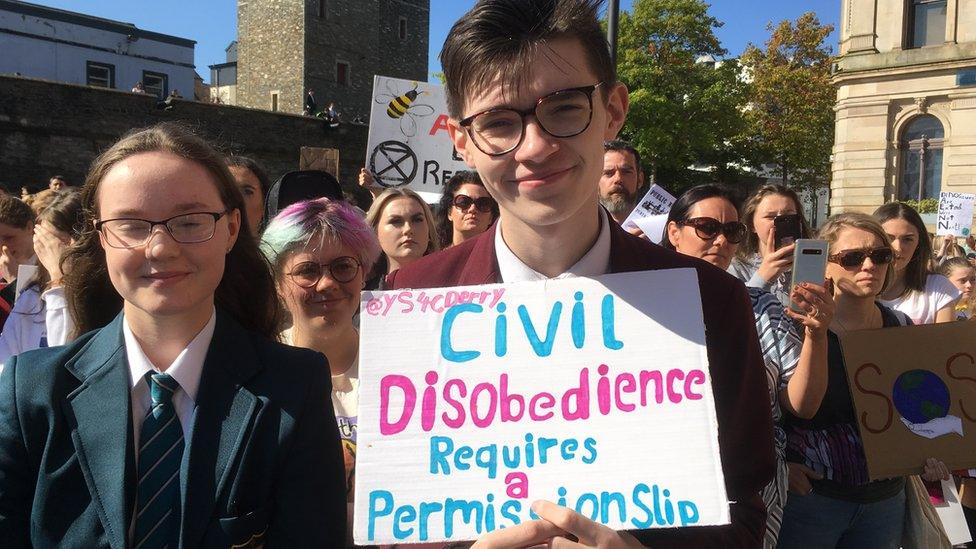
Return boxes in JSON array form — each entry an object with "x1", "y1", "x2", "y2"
[{"x1": 607, "y1": 0, "x2": 620, "y2": 65}]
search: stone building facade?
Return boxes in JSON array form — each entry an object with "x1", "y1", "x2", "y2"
[
  {"x1": 831, "y1": 0, "x2": 976, "y2": 213},
  {"x1": 237, "y1": 0, "x2": 429, "y2": 120}
]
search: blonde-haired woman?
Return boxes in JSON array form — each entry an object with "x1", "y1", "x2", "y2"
[
  {"x1": 778, "y1": 212, "x2": 949, "y2": 548},
  {"x1": 365, "y1": 188, "x2": 439, "y2": 287}
]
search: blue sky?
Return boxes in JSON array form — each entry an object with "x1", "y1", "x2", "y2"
[{"x1": 31, "y1": 0, "x2": 840, "y2": 83}]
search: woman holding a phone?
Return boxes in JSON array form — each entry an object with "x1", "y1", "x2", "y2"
[
  {"x1": 873, "y1": 202, "x2": 959, "y2": 324},
  {"x1": 777, "y1": 212, "x2": 949, "y2": 548},
  {"x1": 730, "y1": 185, "x2": 813, "y2": 306},
  {"x1": 663, "y1": 184, "x2": 833, "y2": 548}
]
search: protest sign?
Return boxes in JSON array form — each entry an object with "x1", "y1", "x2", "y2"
[
  {"x1": 354, "y1": 270, "x2": 729, "y2": 544},
  {"x1": 937, "y1": 191, "x2": 976, "y2": 237},
  {"x1": 622, "y1": 185, "x2": 677, "y2": 244},
  {"x1": 366, "y1": 75, "x2": 468, "y2": 202},
  {"x1": 839, "y1": 321, "x2": 976, "y2": 480}
]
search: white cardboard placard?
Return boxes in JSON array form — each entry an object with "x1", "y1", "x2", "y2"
[
  {"x1": 354, "y1": 270, "x2": 729, "y2": 545},
  {"x1": 365, "y1": 75, "x2": 468, "y2": 197},
  {"x1": 622, "y1": 185, "x2": 677, "y2": 237},
  {"x1": 935, "y1": 479, "x2": 973, "y2": 545},
  {"x1": 936, "y1": 191, "x2": 976, "y2": 237}
]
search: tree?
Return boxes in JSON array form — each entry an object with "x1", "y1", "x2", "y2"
[
  {"x1": 615, "y1": 0, "x2": 750, "y2": 192},
  {"x1": 739, "y1": 13, "x2": 835, "y2": 199}
]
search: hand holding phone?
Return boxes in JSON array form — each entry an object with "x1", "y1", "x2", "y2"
[{"x1": 773, "y1": 214, "x2": 803, "y2": 250}]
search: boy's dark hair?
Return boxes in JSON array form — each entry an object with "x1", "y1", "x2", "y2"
[
  {"x1": 0, "y1": 195, "x2": 35, "y2": 228},
  {"x1": 440, "y1": 0, "x2": 613, "y2": 119},
  {"x1": 604, "y1": 140, "x2": 642, "y2": 172}
]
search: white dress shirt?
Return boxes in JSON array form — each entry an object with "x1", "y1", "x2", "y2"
[
  {"x1": 494, "y1": 207, "x2": 612, "y2": 282},
  {"x1": 124, "y1": 309, "x2": 216, "y2": 447}
]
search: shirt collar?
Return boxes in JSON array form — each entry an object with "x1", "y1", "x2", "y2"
[
  {"x1": 123, "y1": 309, "x2": 217, "y2": 402},
  {"x1": 494, "y1": 207, "x2": 611, "y2": 282}
]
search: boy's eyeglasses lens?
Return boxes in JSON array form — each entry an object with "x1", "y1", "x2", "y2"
[{"x1": 461, "y1": 83, "x2": 602, "y2": 156}]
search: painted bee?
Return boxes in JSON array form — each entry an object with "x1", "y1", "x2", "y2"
[{"x1": 376, "y1": 81, "x2": 435, "y2": 137}]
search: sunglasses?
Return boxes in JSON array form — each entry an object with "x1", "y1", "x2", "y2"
[
  {"x1": 827, "y1": 247, "x2": 894, "y2": 269},
  {"x1": 452, "y1": 194, "x2": 494, "y2": 213},
  {"x1": 677, "y1": 217, "x2": 747, "y2": 244}
]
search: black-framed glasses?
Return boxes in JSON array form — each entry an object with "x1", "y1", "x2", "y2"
[
  {"x1": 677, "y1": 217, "x2": 747, "y2": 244},
  {"x1": 452, "y1": 194, "x2": 494, "y2": 213},
  {"x1": 458, "y1": 82, "x2": 604, "y2": 156},
  {"x1": 287, "y1": 256, "x2": 361, "y2": 288},
  {"x1": 828, "y1": 247, "x2": 894, "y2": 269},
  {"x1": 95, "y1": 211, "x2": 228, "y2": 249}
]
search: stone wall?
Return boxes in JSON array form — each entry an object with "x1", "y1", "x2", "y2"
[
  {"x1": 304, "y1": 0, "x2": 430, "y2": 121},
  {"x1": 0, "y1": 75, "x2": 369, "y2": 196},
  {"x1": 237, "y1": 0, "x2": 305, "y2": 114}
]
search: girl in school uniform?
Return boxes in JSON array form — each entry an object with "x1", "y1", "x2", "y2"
[{"x1": 0, "y1": 123, "x2": 346, "y2": 548}]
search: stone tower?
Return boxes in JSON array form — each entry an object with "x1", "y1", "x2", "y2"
[
  {"x1": 831, "y1": 0, "x2": 976, "y2": 213},
  {"x1": 237, "y1": 0, "x2": 429, "y2": 119}
]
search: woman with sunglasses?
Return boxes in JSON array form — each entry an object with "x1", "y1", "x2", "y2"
[
  {"x1": 663, "y1": 185, "x2": 834, "y2": 548},
  {"x1": 777, "y1": 212, "x2": 949, "y2": 549},
  {"x1": 260, "y1": 197, "x2": 382, "y2": 546},
  {"x1": 365, "y1": 188, "x2": 439, "y2": 288},
  {"x1": 730, "y1": 185, "x2": 813, "y2": 306},
  {"x1": 435, "y1": 171, "x2": 499, "y2": 248},
  {"x1": 874, "y1": 202, "x2": 960, "y2": 324},
  {"x1": 0, "y1": 123, "x2": 347, "y2": 547}
]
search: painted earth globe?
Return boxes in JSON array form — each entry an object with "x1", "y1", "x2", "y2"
[{"x1": 892, "y1": 369, "x2": 951, "y2": 424}]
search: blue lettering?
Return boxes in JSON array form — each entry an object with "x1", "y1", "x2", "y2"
[
  {"x1": 430, "y1": 436, "x2": 453, "y2": 474},
  {"x1": 368, "y1": 490, "x2": 394, "y2": 541},
  {"x1": 679, "y1": 501, "x2": 700, "y2": 526},
  {"x1": 441, "y1": 303, "x2": 483, "y2": 362},
  {"x1": 601, "y1": 491, "x2": 627, "y2": 523},
  {"x1": 393, "y1": 505, "x2": 416, "y2": 539},
  {"x1": 630, "y1": 483, "x2": 654, "y2": 528},
  {"x1": 602, "y1": 295, "x2": 624, "y2": 350},
  {"x1": 571, "y1": 291, "x2": 585, "y2": 348},
  {"x1": 518, "y1": 302, "x2": 562, "y2": 357},
  {"x1": 500, "y1": 500, "x2": 522, "y2": 526}
]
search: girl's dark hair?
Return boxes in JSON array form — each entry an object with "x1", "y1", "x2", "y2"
[
  {"x1": 661, "y1": 184, "x2": 740, "y2": 250},
  {"x1": 873, "y1": 201, "x2": 932, "y2": 296},
  {"x1": 226, "y1": 155, "x2": 272, "y2": 199},
  {"x1": 737, "y1": 184, "x2": 812, "y2": 260},
  {"x1": 63, "y1": 122, "x2": 282, "y2": 338},
  {"x1": 435, "y1": 171, "x2": 499, "y2": 248}
]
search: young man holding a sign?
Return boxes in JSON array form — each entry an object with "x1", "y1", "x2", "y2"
[{"x1": 386, "y1": 0, "x2": 774, "y2": 546}]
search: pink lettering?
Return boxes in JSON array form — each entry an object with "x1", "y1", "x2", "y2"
[{"x1": 380, "y1": 375, "x2": 416, "y2": 435}]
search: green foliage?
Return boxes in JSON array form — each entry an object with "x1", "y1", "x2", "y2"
[
  {"x1": 615, "y1": 0, "x2": 749, "y2": 192},
  {"x1": 900, "y1": 198, "x2": 939, "y2": 214},
  {"x1": 738, "y1": 13, "x2": 835, "y2": 193},
  {"x1": 431, "y1": 72, "x2": 447, "y2": 85}
]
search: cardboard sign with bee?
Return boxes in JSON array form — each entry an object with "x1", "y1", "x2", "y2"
[{"x1": 366, "y1": 75, "x2": 469, "y2": 200}]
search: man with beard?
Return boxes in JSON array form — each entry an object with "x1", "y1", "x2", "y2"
[{"x1": 599, "y1": 140, "x2": 644, "y2": 225}]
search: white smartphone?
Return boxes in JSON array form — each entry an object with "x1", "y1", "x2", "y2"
[{"x1": 790, "y1": 239, "x2": 829, "y2": 312}]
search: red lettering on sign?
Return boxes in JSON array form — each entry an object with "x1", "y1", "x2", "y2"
[
  {"x1": 429, "y1": 114, "x2": 450, "y2": 136},
  {"x1": 946, "y1": 352, "x2": 976, "y2": 422},
  {"x1": 854, "y1": 363, "x2": 893, "y2": 434}
]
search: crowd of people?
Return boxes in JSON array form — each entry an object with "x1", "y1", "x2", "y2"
[{"x1": 0, "y1": 0, "x2": 973, "y2": 548}]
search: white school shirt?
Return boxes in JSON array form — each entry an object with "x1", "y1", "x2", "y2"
[
  {"x1": 493, "y1": 207, "x2": 612, "y2": 282},
  {"x1": 879, "y1": 274, "x2": 960, "y2": 325},
  {"x1": 124, "y1": 309, "x2": 216, "y2": 448},
  {"x1": 0, "y1": 286, "x2": 72, "y2": 371}
]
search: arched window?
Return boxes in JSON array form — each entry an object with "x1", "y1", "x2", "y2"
[{"x1": 898, "y1": 115, "x2": 944, "y2": 201}]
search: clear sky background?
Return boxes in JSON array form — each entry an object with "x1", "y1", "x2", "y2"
[{"x1": 31, "y1": 0, "x2": 840, "y2": 83}]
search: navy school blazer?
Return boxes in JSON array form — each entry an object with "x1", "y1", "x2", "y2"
[
  {"x1": 388, "y1": 220, "x2": 776, "y2": 548},
  {"x1": 0, "y1": 311, "x2": 346, "y2": 548}
]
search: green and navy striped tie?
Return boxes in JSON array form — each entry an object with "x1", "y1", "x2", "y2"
[{"x1": 134, "y1": 372, "x2": 184, "y2": 549}]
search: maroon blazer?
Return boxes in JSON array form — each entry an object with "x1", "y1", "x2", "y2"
[{"x1": 388, "y1": 221, "x2": 774, "y2": 548}]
